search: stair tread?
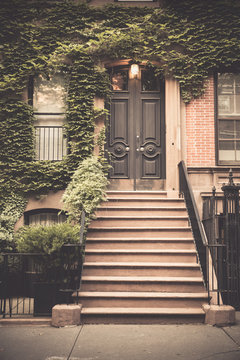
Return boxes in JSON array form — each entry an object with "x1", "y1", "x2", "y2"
[
  {"x1": 86, "y1": 238, "x2": 194, "y2": 242},
  {"x1": 85, "y1": 249, "x2": 196, "y2": 253},
  {"x1": 83, "y1": 262, "x2": 200, "y2": 267},
  {"x1": 107, "y1": 191, "x2": 167, "y2": 193},
  {"x1": 97, "y1": 207, "x2": 186, "y2": 210},
  {"x1": 82, "y1": 276, "x2": 203, "y2": 282},
  {"x1": 81, "y1": 307, "x2": 205, "y2": 315},
  {"x1": 106, "y1": 198, "x2": 184, "y2": 201},
  {"x1": 94, "y1": 216, "x2": 188, "y2": 219},
  {"x1": 88, "y1": 227, "x2": 192, "y2": 230},
  {"x1": 78, "y1": 291, "x2": 208, "y2": 298}
]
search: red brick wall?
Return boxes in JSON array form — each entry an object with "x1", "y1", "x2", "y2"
[{"x1": 186, "y1": 76, "x2": 215, "y2": 166}]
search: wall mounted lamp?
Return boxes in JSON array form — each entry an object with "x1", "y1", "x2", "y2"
[{"x1": 130, "y1": 63, "x2": 140, "y2": 79}]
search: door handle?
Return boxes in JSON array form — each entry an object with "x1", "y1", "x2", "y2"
[
  {"x1": 126, "y1": 147, "x2": 130, "y2": 152},
  {"x1": 140, "y1": 147, "x2": 144, "y2": 152},
  {"x1": 136, "y1": 135, "x2": 140, "y2": 151}
]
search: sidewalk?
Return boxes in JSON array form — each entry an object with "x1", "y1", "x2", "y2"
[{"x1": 0, "y1": 313, "x2": 240, "y2": 360}]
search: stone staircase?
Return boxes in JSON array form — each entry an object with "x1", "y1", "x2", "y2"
[{"x1": 78, "y1": 191, "x2": 208, "y2": 324}]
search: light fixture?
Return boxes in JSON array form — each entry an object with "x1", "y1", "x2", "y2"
[{"x1": 130, "y1": 64, "x2": 140, "y2": 79}]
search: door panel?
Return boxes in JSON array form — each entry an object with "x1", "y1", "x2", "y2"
[
  {"x1": 138, "y1": 98, "x2": 162, "y2": 179},
  {"x1": 108, "y1": 98, "x2": 130, "y2": 178},
  {"x1": 107, "y1": 67, "x2": 165, "y2": 188},
  {"x1": 112, "y1": 100, "x2": 128, "y2": 140}
]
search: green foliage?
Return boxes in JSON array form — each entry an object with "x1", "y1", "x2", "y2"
[
  {"x1": 15, "y1": 222, "x2": 80, "y2": 254},
  {"x1": 62, "y1": 156, "x2": 109, "y2": 222},
  {"x1": 0, "y1": 194, "x2": 27, "y2": 252},
  {"x1": 0, "y1": 0, "x2": 240, "y2": 223}
]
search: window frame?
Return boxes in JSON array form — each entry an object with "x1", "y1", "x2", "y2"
[
  {"x1": 216, "y1": 72, "x2": 240, "y2": 166},
  {"x1": 24, "y1": 208, "x2": 67, "y2": 226},
  {"x1": 28, "y1": 75, "x2": 68, "y2": 161}
]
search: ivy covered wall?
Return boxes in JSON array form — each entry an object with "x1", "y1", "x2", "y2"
[{"x1": 0, "y1": 0, "x2": 240, "y2": 249}]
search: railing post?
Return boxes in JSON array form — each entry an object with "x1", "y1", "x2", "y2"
[
  {"x1": 79, "y1": 210, "x2": 86, "y2": 246},
  {"x1": 221, "y1": 169, "x2": 240, "y2": 308},
  {"x1": 2, "y1": 254, "x2": 8, "y2": 318}
]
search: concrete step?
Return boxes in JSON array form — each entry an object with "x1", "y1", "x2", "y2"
[
  {"x1": 84, "y1": 249, "x2": 197, "y2": 263},
  {"x1": 81, "y1": 190, "x2": 206, "y2": 325},
  {"x1": 106, "y1": 191, "x2": 168, "y2": 198},
  {"x1": 86, "y1": 227, "x2": 193, "y2": 239},
  {"x1": 85, "y1": 238, "x2": 195, "y2": 250},
  {"x1": 82, "y1": 262, "x2": 202, "y2": 277},
  {"x1": 80, "y1": 307, "x2": 205, "y2": 324},
  {"x1": 77, "y1": 291, "x2": 209, "y2": 308},
  {"x1": 88, "y1": 216, "x2": 189, "y2": 228},
  {"x1": 0, "y1": 317, "x2": 51, "y2": 326},
  {"x1": 81, "y1": 276, "x2": 205, "y2": 292},
  {"x1": 102, "y1": 198, "x2": 185, "y2": 207},
  {"x1": 96, "y1": 207, "x2": 188, "y2": 216}
]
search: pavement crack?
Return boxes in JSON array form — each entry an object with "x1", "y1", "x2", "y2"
[
  {"x1": 221, "y1": 327, "x2": 240, "y2": 347},
  {"x1": 67, "y1": 325, "x2": 84, "y2": 360},
  {"x1": 197, "y1": 349, "x2": 240, "y2": 360}
]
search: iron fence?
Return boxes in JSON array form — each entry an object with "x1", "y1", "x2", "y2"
[
  {"x1": 0, "y1": 246, "x2": 82, "y2": 318},
  {"x1": 202, "y1": 173, "x2": 240, "y2": 310}
]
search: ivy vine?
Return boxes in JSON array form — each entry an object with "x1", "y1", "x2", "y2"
[{"x1": 0, "y1": 0, "x2": 240, "y2": 244}]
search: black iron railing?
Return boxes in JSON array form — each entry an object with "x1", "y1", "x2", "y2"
[
  {"x1": 59, "y1": 210, "x2": 87, "y2": 304},
  {"x1": 0, "y1": 253, "x2": 58, "y2": 317},
  {"x1": 0, "y1": 211, "x2": 87, "y2": 318},
  {"x1": 178, "y1": 161, "x2": 208, "y2": 285},
  {"x1": 202, "y1": 171, "x2": 240, "y2": 309},
  {"x1": 0, "y1": 248, "x2": 82, "y2": 317}
]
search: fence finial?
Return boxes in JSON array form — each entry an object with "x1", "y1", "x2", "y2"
[{"x1": 228, "y1": 168, "x2": 234, "y2": 186}]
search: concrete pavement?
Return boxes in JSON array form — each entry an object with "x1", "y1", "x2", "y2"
[{"x1": 0, "y1": 313, "x2": 240, "y2": 360}]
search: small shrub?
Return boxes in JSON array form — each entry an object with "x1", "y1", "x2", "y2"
[
  {"x1": 0, "y1": 194, "x2": 27, "y2": 253},
  {"x1": 15, "y1": 223, "x2": 80, "y2": 255},
  {"x1": 62, "y1": 155, "x2": 109, "y2": 222}
]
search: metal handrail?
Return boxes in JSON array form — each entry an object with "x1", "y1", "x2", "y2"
[
  {"x1": 178, "y1": 160, "x2": 207, "y2": 284},
  {"x1": 58, "y1": 210, "x2": 87, "y2": 304},
  {"x1": 75, "y1": 210, "x2": 87, "y2": 303}
]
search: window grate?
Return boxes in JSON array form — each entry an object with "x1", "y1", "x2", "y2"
[{"x1": 35, "y1": 126, "x2": 67, "y2": 161}]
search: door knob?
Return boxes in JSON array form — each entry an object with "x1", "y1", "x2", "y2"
[
  {"x1": 126, "y1": 147, "x2": 130, "y2": 152},
  {"x1": 140, "y1": 147, "x2": 144, "y2": 152}
]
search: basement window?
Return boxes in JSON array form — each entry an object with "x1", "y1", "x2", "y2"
[
  {"x1": 217, "y1": 73, "x2": 240, "y2": 164},
  {"x1": 24, "y1": 209, "x2": 67, "y2": 226}
]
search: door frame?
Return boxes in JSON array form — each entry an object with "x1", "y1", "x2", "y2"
[{"x1": 105, "y1": 63, "x2": 166, "y2": 190}]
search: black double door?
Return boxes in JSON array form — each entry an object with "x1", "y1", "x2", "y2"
[{"x1": 107, "y1": 67, "x2": 165, "y2": 190}]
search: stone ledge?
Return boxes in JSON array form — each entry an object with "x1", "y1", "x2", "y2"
[
  {"x1": 51, "y1": 304, "x2": 82, "y2": 328},
  {"x1": 203, "y1": 304, "x2": 236, "y2": 327}
]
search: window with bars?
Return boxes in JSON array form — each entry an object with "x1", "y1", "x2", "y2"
[
  {"x1": 217, "y1": 73, "x2": 240, "y2": 164},
  {"x1": 30, "y1": 73, "x2": 68, "y2": 161}
]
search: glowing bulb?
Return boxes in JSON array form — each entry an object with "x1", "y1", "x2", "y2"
[{"x1": 130, "y1": 64, "x2": 139, "y2": 78}]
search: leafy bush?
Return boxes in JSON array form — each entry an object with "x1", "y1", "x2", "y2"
[
  {"x1": 62, "y1": 155, "x2": 109, "y2": 222},
  {"x1": 15, "y1": 223, "x2": 80, "y2": 255},
  {"x1": 0, "y1": 194, "x2": 27, "y2": 253}
]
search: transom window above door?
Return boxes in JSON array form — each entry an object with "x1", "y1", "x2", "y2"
[
  {"x1": 217, "y1": 73, "x2": 240, "y2": 164},
  {"x1": 110, "y1": 68, "x2": 159, "y2": 92},
  {"x1": 111, "y1": 70, "x2": 128, "y2": 91}
]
